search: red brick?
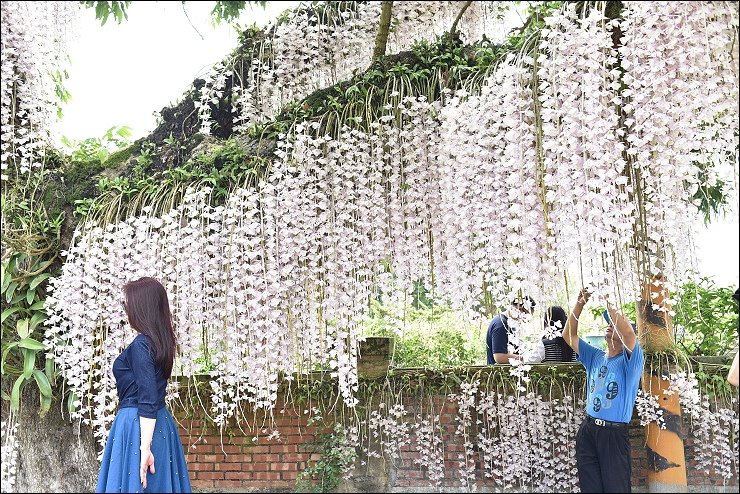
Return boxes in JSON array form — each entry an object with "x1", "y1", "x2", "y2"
[
  {"x1": 214, "y1": 463, "x2": 243, "y2": 471},
  {"x1": 224, "y1": 471, "x2": 255, "y2": 480},
  {"x1": 253, "y1": 472, "x2": 281, "y2": 480},
  {"x1": 279, "y1": 427, "x2": 305, "y2": 436},
  {"x1": 187, "y1": 462, "x2": 211, "y2": 472},
  {"x1": 202, "y1": 454, "x2": 226, "y2": 463},
  {"x1": 197, "y1": 471, "x2": 224, "y2": 480},
  {"x1": 189, "y1": 444, "x2": 214, "y2": 454},
  {"x1": 223, "y1": 453, "x2": 252, "y2": 463},
  {"x1": 283, "y1": 453, "x2": 309, "y2": 462},
  {"x1": 270, "y1": 445, "x2": 299, "y2": 453},
  {"x1": 242, "y1": 462, "x2": 271, "y2": 471},
  {"x1": 258, "y1": 453, "x2": 281, "y2": 462},
  {"x1": 285, "y1": 435, "x2": 310, "y2": 444},
  {"x1": 282, "y1": 470, "x2": 300, "y2": 480},
  {"x1": 221, "y1": 445, "x2": 242, "y2": 454},
  {"x1": 243, "y1": 444, "x2": 270, "y2": 453},
  {"x1": 271, "y1": 463, "x2": 298, "y2": 471}
]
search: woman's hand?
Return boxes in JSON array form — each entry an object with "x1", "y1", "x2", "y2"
[{"x1": 140, "y1": 448, "x2": 155, "y2": 489}]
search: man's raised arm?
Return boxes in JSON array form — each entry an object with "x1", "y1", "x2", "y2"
[
  {"x1": 563, "y1": 288, "x2": 590, "y2": 354},
  {"x1": 605, "y1": 304, "x2": 637, "y2": 352}
]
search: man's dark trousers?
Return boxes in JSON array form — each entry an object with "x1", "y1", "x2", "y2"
[{"x1": 576, "y1": 417, "x2": 632, "y2": 493}]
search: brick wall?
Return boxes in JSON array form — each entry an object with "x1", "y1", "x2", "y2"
[
  {"x1": 176, "y1": 399, "x2": 324, "y2": 491},
  {"x1": 170, "y1": 370, "x2": 738, "y2": 492}
]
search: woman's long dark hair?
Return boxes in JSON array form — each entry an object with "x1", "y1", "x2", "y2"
[
  {"x1": 544, "y1": 306, "x2": 568, "y2": 334},
  {"x1": 123, "y1": 277, "x2": 176, "y2": 379}
]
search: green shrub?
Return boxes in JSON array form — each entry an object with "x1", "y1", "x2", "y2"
[
  {"x1": 673, "y1": 277, "x2": 738, "y2": 356},
  {"x1": 363, "y1": 301, "x2": 485, "y2": 369}
]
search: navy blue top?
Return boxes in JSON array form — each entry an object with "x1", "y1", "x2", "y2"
[
  {"x1": 113, "y1": 334, "x2": 166, "y2": 419},
  {"x1": 577, "y1": 337, "x2": 645, "y2": 423},
  {"x1": 486, "y1": 314, "x2": 519, "y2": 364}
]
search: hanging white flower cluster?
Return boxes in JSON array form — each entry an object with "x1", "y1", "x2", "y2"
[
  {"x1": 367, "y1": 403, "x2": 412, "y2": 462},
  {"x1": 45, "y1": 0, "x2": 739, "y2": 459},
  {"x1": 618, "y1": 1, "x2": 740, "y2": 289},
  {"x1": 539, "y1": 4, "x2": 636, "y2": 302},
  {"x1": 1, "y1": 418, "x2": 19, "y2": 493},
  {"x1": 208, "y1": 1, "x2": 509, "y2": 130},
  {"x1": 339, "y1": 380, "x2": 585, "y2": 491},
  {"x1": 195, "y1": 62, "x2": 230, "y2": 135},
  {"x1": 44, "y1": 187, "x2": 293, "y2": 437},
  {"x1": 0, "y1": 1, "x2": 78, "y2": 179},
  {"x1": 413, "y1": 414, "x2": 445, "y2": 488},
  {"x1": 433, "y1": 55, "x2": 550, "y2": 315},
  {"x1": 635, "y1": 388, "x2": 666, "y2": 429},
  {"x1": 441, "y1": 386, "x2": 584, "y2": 491},
  {"x1": 686, "y1": 395, "x2": 737, "y2": 481},
  {"x1": 450, "y1": 379, "x2": 480, "y2": 491}
]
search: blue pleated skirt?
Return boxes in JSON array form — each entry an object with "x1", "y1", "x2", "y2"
[{"x1": 96, "y1": 407, "x2": 192, "y2": 493}]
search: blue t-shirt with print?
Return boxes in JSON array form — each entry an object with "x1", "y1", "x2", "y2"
[{"x1": 576, "y1": 337, "x2": 645, "y2": 423}]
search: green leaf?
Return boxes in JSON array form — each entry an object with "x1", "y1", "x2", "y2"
[
  {"x1": 32, "y1": 368, "x2": 52, "y2": 398},
  {"x1": 45, "y1": 357, "x2": 56, "y2": 383},
  {"x1": 29, "y1": 300, "x2": 46, "y2": 311},
  {"x1": 22, "y1": 347, "x2": 36, "y2": 379},
  {"x1": 67, "y1": 390, "x2": 78, "y2": 416},
  {"x1": 1, "y1": 342, "x2": 19, "y2": 374},
  {"x1": 95, "y1": 2, "x2": 109, "y2": 25},
  {"x1": 40, "y1": 393, "x2": 52, "y2": 417},
  {"x1": 11, "y1": 375, "x2": 26, "y2": 412},
  {"x1": 26, "y1": 287, "x2": 36, "y2": 305},
  {"x1": 18, "y1": 337, "x2": 45, "y2": 351},
  {"x1": 16, "y1": 318, "x2": 30, "y2": 339},
  {"x1": 6, "y1": 281, "x2": 18, "y2": 303},
  {"x1": 1, "y1": 267, "x2": 10, "y2": 293},
  {"x1": 1, "y1": 306, "x2": 21, "y2": 323},
  {"x1": 30, "y1": 312, "x2": 47, "y2": 331},
  {"x1": 29, "y1": 273, "x2": 52, "y2": 291}
]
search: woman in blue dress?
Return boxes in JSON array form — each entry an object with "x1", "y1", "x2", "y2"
[{"x1": 96, "y1": 277, "x2": 192, "y2": 493}]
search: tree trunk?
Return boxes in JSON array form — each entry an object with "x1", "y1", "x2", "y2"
[{"x1": 372, "y1": 1, "x2": 394, "y2": 62}]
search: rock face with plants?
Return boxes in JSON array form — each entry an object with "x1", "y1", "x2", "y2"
[{"x1": 1, "y1": 1, "x2": 739, "y2": 492}]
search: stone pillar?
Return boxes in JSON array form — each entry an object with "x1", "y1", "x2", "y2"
[{"x1": 357, "y1": 337, "x2": 394, "y2": 379}]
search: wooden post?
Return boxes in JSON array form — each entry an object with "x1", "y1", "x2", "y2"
[{"x1": 636, "y1": 275, "x2": 688, "y2": 492}]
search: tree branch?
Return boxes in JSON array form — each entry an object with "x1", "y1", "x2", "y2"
[
  {"x1": 182, "y1": 3, "x2": 204, "y2": 40},
  {"x1": 450, "y1": 0, "x2": 473, "y2": 36}
]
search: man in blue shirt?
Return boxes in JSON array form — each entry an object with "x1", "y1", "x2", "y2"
[
  {"x1": 487, "y1": 296, "x2": 536, "y2": 364},
  {"x1": 562, "y1": 288, "x2": 645, "y2": 493}
]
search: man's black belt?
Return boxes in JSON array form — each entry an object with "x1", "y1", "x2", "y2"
[{"x1": 586, "y1": 414, "x2": 629, "y2": 428}]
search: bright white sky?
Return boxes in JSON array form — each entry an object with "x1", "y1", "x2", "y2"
[
  {"x1": 58, "y1": 1, "x2": 301, "y2": 144},
  {"x1": 57, "y1": 1, "x2": 739, "y2": 289}
]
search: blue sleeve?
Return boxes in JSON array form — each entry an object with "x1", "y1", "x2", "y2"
[
  {"x1": 576, "y1": 338, "x2": 597, "y2": 369},
  {"x1": 625, "y1": 341, "x2": 645, "y2": 372},
  {"x1": 129, "y1": 336, "x2": 159, "y2": 419},
  {"x1": 490, "y1": 317, "x2": 509, "y2": 355}
]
